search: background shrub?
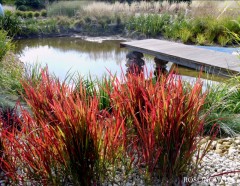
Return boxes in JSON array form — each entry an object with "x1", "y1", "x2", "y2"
[
  {"x1": 15, "y1": 0, "x2": 45, "y2": 10},
  {"x1": 17, "y1": 5, "x2": 28, "y2": 11},
  {"x1": 0, "y1": 30, "x2": 23, "y2": 95},
  {"x1": 0, "y1": 30, "x2": 12, "y2": 61},
  {"x1": 26, "y1": 11, "x2": 33, "y2": 18},
  {"x1": 15, "y1": 10, "x2": 23, "y2": 17},
  {"x1": 33, "y1": 11, "x2": 40, "y2": 18},
  {"x1": 0, "y1": 10, "x2": 21, "y2": 37},
  {"x1": 40, "y1": 9, "x2": 47, "y2": 17}
]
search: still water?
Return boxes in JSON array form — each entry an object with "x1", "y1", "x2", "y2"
[
  {"x1": 15, "y1": 36, "x2": 238, "y2": 81},
  {"x1": 15, "y1": 37, "x2": 154, "y2": 80}
]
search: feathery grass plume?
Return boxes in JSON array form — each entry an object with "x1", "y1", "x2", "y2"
[
  {"x1": 190, "y1": 0, "x2": 240, "y2": 19},
  {"x1": 47, "y1": 1, "x2": 88, "y2": 17}
]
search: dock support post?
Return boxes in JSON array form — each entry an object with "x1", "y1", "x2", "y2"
[
  {"x1": 154, "y1": 57, "x2": 168, "y2": 78},
  {"x1": 125, "y1": 51, "x2": 145, "y2": 76}
]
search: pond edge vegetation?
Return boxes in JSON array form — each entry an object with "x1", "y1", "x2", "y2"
[{"x1": 0, "y1": 1, "x2": 240, "y2": 46}]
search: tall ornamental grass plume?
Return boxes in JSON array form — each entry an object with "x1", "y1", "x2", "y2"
[
  {"x1": 1, "y1": 69, "x2": 126, "y2": 185},
  {"x1": 107, "y1": 71, "x2": 218, "y2": 184}
]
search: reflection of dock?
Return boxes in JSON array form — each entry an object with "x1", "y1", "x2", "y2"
[
  {"x1": 120, "y1": 39, "x2": 240, "y2": 77},
  {"x1": 171, "y1": 64, "x2": 228, "y2": 82}
]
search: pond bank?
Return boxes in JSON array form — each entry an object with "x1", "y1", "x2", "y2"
[
  {"x1": 14, "y1": 23, "x2": 240, "y2": 51},
  {"x1": 15, "y1": 22, "x2": 126, "y2": 40}
]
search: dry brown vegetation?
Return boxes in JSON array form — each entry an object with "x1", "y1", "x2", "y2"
[{"x1": 75, "y1": 0, "x2": 239, "y2": 19}]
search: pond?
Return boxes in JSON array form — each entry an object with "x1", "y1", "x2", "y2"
[
  {"x1": 15, "y1": 36, "x2": 239, "y2": 81},
  {"x1": 15, "y1": 37, "x2": 145, "y2": 80}
]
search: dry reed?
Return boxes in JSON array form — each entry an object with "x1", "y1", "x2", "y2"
[{"x1": 77, "y1": 0, "x2": 238, "y2": 20}]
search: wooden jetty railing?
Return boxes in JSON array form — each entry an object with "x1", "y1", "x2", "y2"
[{"x1": 120, "y1": 39, "x2": 240, "y2": 77}]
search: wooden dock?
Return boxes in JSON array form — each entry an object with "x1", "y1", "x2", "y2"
[{"x1": 120, "y1": 39, "x2": 240, "y2": 77}]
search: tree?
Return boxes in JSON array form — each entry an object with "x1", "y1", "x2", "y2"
[{"x1": 15, "y1": 0, "x2": 45, "y2": 10}]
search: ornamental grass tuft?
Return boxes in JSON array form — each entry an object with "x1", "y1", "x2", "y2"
[
  {"x1": 0, "y1": 68, "x2": 218, "y2": 185},
  {"x1": 1, "y1": 69, "x2": 125, "y2": 185},
  {"x1": 106, "y1": 71, "x2": 218, "y2": 184}
]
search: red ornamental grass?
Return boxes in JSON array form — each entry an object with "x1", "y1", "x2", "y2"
[
  {"x1": 108, "y1": 71, "x2": 218, "y2": 183},
  {"x1": 1, "y1": 69, "x2": 126, "y2": 186},
  {"x1": 1, "y1": 68, "x2": 218, "y2": 185},
  {"x1": 1, "y1": 109, "x2": 66, "y2": 185}
]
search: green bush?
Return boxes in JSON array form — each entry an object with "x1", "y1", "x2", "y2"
[
  {"x1": 15, "y1": 10, "x2": 23, "y2": 17},
  {"x1": 204, "y1": 80, "x2": 240, "y2": 136},
  {"x1": 0, "y1": 30, "x2": 12, "y2": 61},
  {"x1": 22, "y1": 11, "x2": 27, "y2": 18},
  {"x1": 179, "y1": 28, "x2": 193, "y2": 43},
  {"x1": 56, "y1": 16, "x2": 71, "y2": 30},
  {"x1": 15, "y1": 0, "x2": 45, "y2": 10},
  {"x1": 127, "y1": 14, "x2": 171, "y2": 37},
  {"x1": 73, "y1": 19, "x2": 85, "y2": 28},
  {"x1": 0, "y1": 10, "x2": 21, "y2": 37},
  {"x1": 34, "y1": 11, "x2": 40, "y2": 18},
  {"x1": 15, "y1": 0, "x2": 26, "y2": 9},
  {"x1": 217, "y1": 34, "x2": 231, "y2": 46},
  {"x1": 17, "y1": 5, "x2": 28, "y2": 11},
  {"x1": 26, "y1": 11, "x2": 33, "y2": 18},
  {"x1": 0, "y1": 30, "x2": 23, "y2": 95},
  {"x1": 40, "y1": 9, "x2": 47, "y2": 17},
  {"x1": 126, "y1": 13, "x2": 240, "y2": 45},
  {"x1": 196, "y1": 33, "x2": 206, "y2": 45}
]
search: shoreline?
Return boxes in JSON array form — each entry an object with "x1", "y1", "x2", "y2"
[{"x1": 14, "y1": 30, "x2": 240, "y2": 49}]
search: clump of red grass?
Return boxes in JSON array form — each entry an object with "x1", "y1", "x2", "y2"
[
  {"x1": 1, "y1": 69, "x2": 125, "y2": 185},
  {"x1": 107, "y1": 71, "x2": 218, "y2": 184},
  {"x1": 0, "y1": 105, "x2": 21, "y2": 132},
  {"x1": 0, "y1": 68, "x2": 218, "y2": 185}
]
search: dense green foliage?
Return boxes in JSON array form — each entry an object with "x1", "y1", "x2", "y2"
[
  {"x1": 127, "y1": 14, "x2": 240, "y2": 46},
  {"x1": 1, "y1": 0, "x2": 15, "y2": 4},
  {"x1": 0, "y1": 30, "x2": 23, "y2": 95},
  {"x1": 203, "y1": 27, "x2": 240, "y2": 136},
  {"x1": 204, "y1": 78, "x2": 240, "y2": 136},
  {"x1": 0, "y1": 30, "x2": 11, "y2": 61},
  {"x1": 0, "y1": 10, "x2": 21, "y2": 37},
  {"x1": 15, "y1": 0, "x2": 45, "y2": 10},
  {"x1": 1, "y1": 1, "x2": 238, "y2": 46},
  {"x1": 3, "y1": 11, "x2": 237, "y2": 46}
]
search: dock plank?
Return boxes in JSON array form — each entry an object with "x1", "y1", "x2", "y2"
[{"x1": 120, "y1": 39, "x2": 240, "y2": 76}]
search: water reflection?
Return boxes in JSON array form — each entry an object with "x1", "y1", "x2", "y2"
[
  {"x1": 15, "y1": 37, "x2": 127, "y2": 64},
  {"x1": 15, "y1": 37, "x2": 155, "y2": 80},
  {"x1": 15, "y1": 37, "x2": 228, "y2": 82}
]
